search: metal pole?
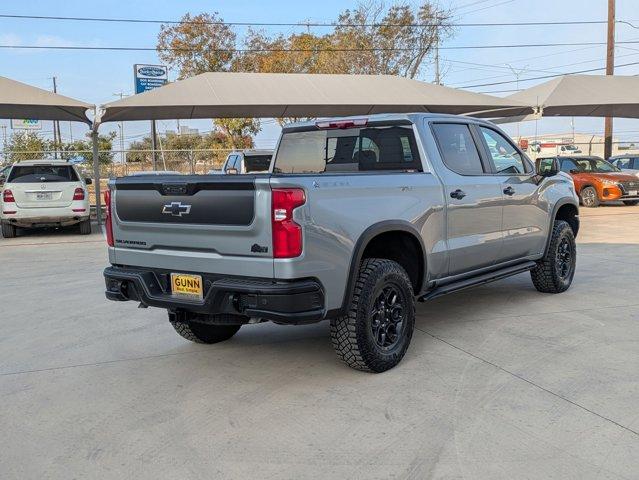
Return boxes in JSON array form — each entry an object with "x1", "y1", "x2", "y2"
[
  {"x1": 604, "y1": 0, "x2": 615, "y2": 159},
  {"x1": 92, "y1": 130, "x2": 103, "y2": 225},
  {"x1": 151, "y1": 120, "x2": 158, "y2": 170},
  {"x1": 52, "y1": 76, "x2": 62, "y2": 159}
]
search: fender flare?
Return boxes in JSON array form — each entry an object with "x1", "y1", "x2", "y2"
[
  {"x1": 335, "y1": 220, "x2": 427, "y2": 317},
  {"x1": 544, "y1": 199, "x2": 579, "y2": 255}
]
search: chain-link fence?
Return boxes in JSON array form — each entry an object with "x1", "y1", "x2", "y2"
[{"x1": 0, "y1": 148, "x2": 235, "y2": 205}]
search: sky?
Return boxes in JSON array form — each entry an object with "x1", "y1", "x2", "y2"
[{"x1": 1, "y1": 0, "x2": 638, "y2": 153}]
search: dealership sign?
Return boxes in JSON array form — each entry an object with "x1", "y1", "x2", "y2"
[
  {"x1": 10, "y1": 119, "x2": 42, "y2": 130},
  {"x1": 134, "y1": 64, "x2": 168, "y2": 94}
]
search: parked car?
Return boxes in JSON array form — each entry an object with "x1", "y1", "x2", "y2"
[
  {"x1": 219, "y1": 149, "x2": 273, "y2": 174},
  {"x1": 0, "y1": 160, "x2": 92, "y2": 238},
  {"x1": 609, "y1": 155, "x2": 639, "y2": 178},
  {"x1": 103, "y1": 114, "x2": 579, "y2": 372},
  {"x1": 537, "y1": 155, "x2": 639, "y2": 207}
]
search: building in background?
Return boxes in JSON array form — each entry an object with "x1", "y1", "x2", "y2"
[{"x1": 515, "y1": 133, "x2": 639, "y2": 160}]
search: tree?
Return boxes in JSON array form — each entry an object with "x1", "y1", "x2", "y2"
[
  {"x1": 59, "y1": 132, "x2": 116, "y2": 165},
  {"x1": 5, "y1": 131, "x2": 51, "y2": 162},
  {"x1": 157, "y1": 12, "x2": 258, "y2": 141}
]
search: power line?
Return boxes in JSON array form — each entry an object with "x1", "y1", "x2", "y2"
[
  {"x1": 2, "y1": 40, "x2": 639, "y2": 54},
  {"x1": 460, "y1": 60, "x2": 639, "y2": 88},
  {"x1": 0, "y1": 13, "x2": 613, "y2": 28}
]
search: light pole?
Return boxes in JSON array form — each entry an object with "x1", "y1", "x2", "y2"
[
  {"x1": 113, "y1": 92, "x2": 129, "y2": 164},
  {"x1": 507, "y1": 64, "x2": 529, "y2": 141}
]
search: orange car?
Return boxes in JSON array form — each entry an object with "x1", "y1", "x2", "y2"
[{"x1": 539, "y1": 156, "x2": 639, "y2": 207}]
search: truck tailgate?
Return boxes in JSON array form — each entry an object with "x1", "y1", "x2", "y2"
[{"x1": 109, "y1": 175, "x2": 273, "y2": 277}]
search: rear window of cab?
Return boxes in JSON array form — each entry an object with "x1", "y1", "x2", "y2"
[
  {"x1": 8, "y1": 165, "x2": 79, "y2": 183},
  {"x1": 273, "y1": 125, "x2": 422, "y2": 174}
]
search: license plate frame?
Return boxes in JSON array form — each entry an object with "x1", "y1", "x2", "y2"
[{"x1": 170, "y1": 273, "x2": 204, "y2": 299}]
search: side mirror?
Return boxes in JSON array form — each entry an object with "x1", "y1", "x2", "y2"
[
  {"x1": 226, "y1": 167, "x2": 239, "y2": 175},
  {"x1": 535, "y1": 158, "x2": 559, "y2": 177},
  {"x1": 84, "y1": 177, "x2": 93, "y2": 185},
  {"x1": 569, "y1": 169, "x2": 580, "y2": 175}
]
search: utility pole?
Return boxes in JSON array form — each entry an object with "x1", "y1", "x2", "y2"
[
  {"x1": 151, "y1": 120, "x2": 158, "y2": 171},
  {"x1": 507, "y1": 64, "x2": 529, "y2": 141},
  {"x1": 434, "y1": 40, "x2": 441, "y2": 85},
  {"x1": 604, "y1": 0, "x2": 615, "y2": 159},
  {"x1": 113, "y1": 92, "x2": 128, "y2": 164},
  {"x1": 52, "y1": 76, "x2": 62, "y2": 159}
]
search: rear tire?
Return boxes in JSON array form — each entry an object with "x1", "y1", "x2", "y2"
[
  {"x1": 78, "y1": 219, "x2": 92, "y2": 235},
  {"x1": 623, "y1": 200, "x2": 639, "y2": 206},
  {"x1": 330, "y1": 258, "x2": 415, "y2": 373},
  {"x1": 1, "y1": 223, "x2": 16, "y2": 238},
  {"x1": 169, "y1": 314, "x2": 242, "y2": 344},
  {"x1": 579, "y1": 186, "x2": 600, "y2": 208},
  {"x1": 531, "y1": 220, "x2": 576, "y2": 294}
]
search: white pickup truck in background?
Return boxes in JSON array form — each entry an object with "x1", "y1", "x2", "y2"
[{"x1": 209, "y1": 149, "x2": 274, "y2": 175}]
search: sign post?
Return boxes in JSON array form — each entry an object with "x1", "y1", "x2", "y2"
[{"x1": 133, "y1": 64, "x2": 168, "y2": 170}]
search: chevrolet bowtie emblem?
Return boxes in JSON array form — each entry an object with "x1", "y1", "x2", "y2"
[{"x1": 162, "y1": 202, "x2": 191, "y2": 217}]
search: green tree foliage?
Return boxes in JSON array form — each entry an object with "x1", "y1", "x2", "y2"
[
  {"x1": 5, "y1": 131, "x2": 51, "y2": 162},
  {"x1": 59, "y1": 132, "x2": 117, "y2": 165}
]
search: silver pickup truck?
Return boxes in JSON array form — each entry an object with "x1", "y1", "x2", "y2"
[{"x1": 104, "y1": 114, "x2": 579, "y2": 372}]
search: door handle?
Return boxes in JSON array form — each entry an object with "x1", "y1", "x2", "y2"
[
  {"x1": 503, "y1": 186, "x2": 516, "y2": 196},
  {"x1": 450, "y1": 189, "x2": 467, "y2": 200}
]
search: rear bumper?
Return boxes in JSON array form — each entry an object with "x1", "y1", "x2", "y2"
[
  {"x1": 1, "y1": 204, "x2": 89, "y2": 227},
  {"x1": 104, "y1": 265, "x2": 325, "y2": 325}
]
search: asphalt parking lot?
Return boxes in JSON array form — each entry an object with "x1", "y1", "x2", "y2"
[{"x1": 1, "y1": 206, "x2": 638, "y2": 480}]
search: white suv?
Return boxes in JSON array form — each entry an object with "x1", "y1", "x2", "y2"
[{"x1": 1, "y1": 160, "x2": 91, "y2": 238}]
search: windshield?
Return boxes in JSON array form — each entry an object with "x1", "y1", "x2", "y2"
[
  {"x1": 566, "y1": 158, "x2": 620, "y2": 173},
  {"x1": 244, "y1": 155, "x2": 272, "y2": 172},
  {"x1": 7, "y1": 165, "x2": 79, "y2": 183}
]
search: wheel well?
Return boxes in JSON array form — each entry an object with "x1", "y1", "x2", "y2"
[
  {"x1": 361, "y1": 231, "x2": 424, "y2": 292},
  {"x1": 555, "y1": 203, "x2": 579, "y2": 237}
]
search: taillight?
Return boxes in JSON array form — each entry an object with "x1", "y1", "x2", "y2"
[
  {"x1": 104, "y1": 189, "x2": 114, "y2": 247},
  {"x1": 73, "y1": 187, "x2": 85, "y2": 201},
  {"x1": 2, "y1": 189, "x2": 15, "y2": 203},
  {"x1": 271, "y1": 188, "x2": 305, "y2": 258}
]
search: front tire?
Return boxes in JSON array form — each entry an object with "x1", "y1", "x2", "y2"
[
  {"x1": 531, "y1": 220, "x2": 576, "y2": 293},
  {"x1": 170, "y1": 314, "x2": 242, "y2": 344},
  {"x1": 580, "y1": 186, "x2": 600, "y2": 208},
  {"x1": 623, "y1": 200, "x2": 639, "y2": 206},
  {"x1": 1, "y1": 223, "x2": 16, "y2": 238},
  {"x1": 330, "y1": 258, "x2": 415, "y2": 373}
]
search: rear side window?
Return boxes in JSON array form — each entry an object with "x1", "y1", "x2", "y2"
[
  {"x1": 7, "y1": 165, "x2": 79, "y2": 183},
  {"x1": 431, "y1": 123, "x2": 484, "y2": 175},
  {"x1": 244, "y1": 155, "x2": 271, "y2": 173},
  {"x1": 273, "y1": 125, "x2": 421, "y2": 174}
]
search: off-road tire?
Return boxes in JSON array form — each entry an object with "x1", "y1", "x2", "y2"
[
  {"x1": 170, "y1": 315, "x2": 241, "y2": 344},
  {"x1": 579, "y1": 186, "x2": 600, "y2": 208},
  {"x1": 1, "y1": 223, "x2": 16, "y2": 238},
  {"x1": 78, "y1": 219, "x2": 92, "y2": 235},
  {"x1": 623, "y1": 200, "x2": 639, "y2": 206},
  {"x1": 531, "y1": 220, "x2": 576, "y2": 294},
  {"x1": 330, "y1": 258, "x2": 415, "y2": 373}
]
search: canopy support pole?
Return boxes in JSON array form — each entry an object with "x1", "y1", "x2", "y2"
[{"x1": 91, "y1": 130, "x2": 102, "y2": 225}]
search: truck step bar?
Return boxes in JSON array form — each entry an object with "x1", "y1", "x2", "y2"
[{"x1": 419, "y1": 261, "x2": 537, "y2": 302}]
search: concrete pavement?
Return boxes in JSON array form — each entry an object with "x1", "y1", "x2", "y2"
[{"x1": 1, "y1": 207, "x2": 638, "y2": 479}]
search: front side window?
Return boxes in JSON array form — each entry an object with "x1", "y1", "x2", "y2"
[
  {"x1": 431, "y1": 123, "x2": 484, "y2": 175},
  {"x1": 273, "y1": 125, "x2": 421, "y2": 174},
  {"x1": 479, "y1": 127, "x2": 527, "y2": 174},
  {"x1": 7, "y1": 165, "x2": 79, "y2": 183}
]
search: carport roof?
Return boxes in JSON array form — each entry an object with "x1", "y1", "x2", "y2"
[
  {"x1": 97, "y1": 72, "x2": 527, "y2": 123},
  {"x1": 477, "y1": 75, "x2": 639, "y2": 119},
  {"x1": 0, "y1": 76, "x2": 92, "y2": 124}
]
